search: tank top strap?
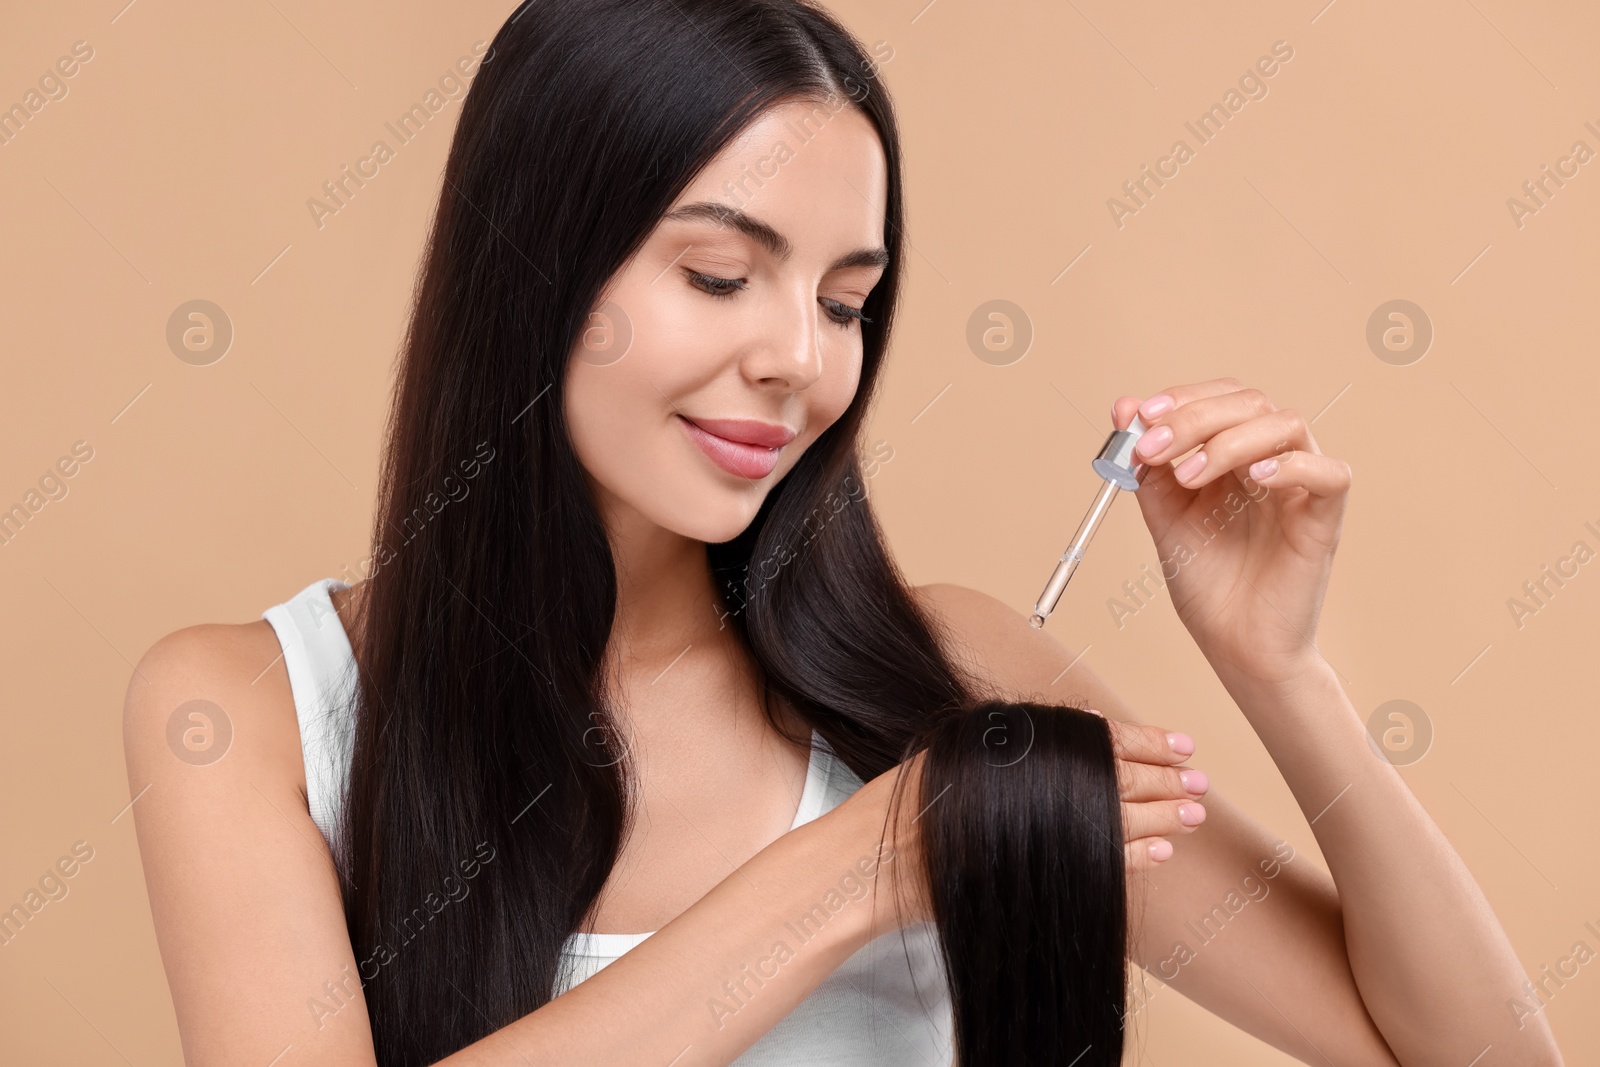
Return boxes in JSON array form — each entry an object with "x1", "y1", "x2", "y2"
[
  {"x1": 802, "y1": 730, "x2": 866, "y2": 820},
  {"x1": 261, "y1": 577, "x2": 359, "y2": 851}
]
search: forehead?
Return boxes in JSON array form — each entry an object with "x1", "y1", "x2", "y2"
[{"x1": 665, "y1": 98, "x2": 888, "y2": 259}]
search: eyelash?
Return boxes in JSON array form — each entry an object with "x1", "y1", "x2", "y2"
[{"x1": 684, "y1": 270, "x2": 872, "y2": 329}]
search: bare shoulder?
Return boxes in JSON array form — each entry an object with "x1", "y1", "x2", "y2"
[
  {"x1": 122, "y1": 617, "x2": 308, "y2": 798},
  {"x1": 122, "y1": 574, "x2": 367, "y2": 772},
  {"x1": 909, "y1": 581, "x2": 1136, "y2": 720},
  {"x1": 121, "y1": 612, "x2": 378, "y2": 1064}
]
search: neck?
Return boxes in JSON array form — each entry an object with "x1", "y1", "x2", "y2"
[
  {"x1": 606, "y1": 530, "x2": 729, "y2": 667},
  {"x1": 589, "y1": 466, "x2": 742, "y2": 672},
  {"x1": 597, "y1": 512, "x2": 808, "y2": 745}
]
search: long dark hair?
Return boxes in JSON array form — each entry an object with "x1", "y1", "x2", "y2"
[
  {"x1": 889, "y1": 701, "x2": 1129, "y2": 1066},
  {"x1": 337, "y1": 1, "x2": 1126, "y2": 1064}
]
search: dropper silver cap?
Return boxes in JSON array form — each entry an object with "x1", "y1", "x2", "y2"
[{"x1": 1091, "y1": 413, "x2": 1148, "y2": 491}]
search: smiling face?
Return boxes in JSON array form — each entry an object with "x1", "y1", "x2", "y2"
[{"x1": 564, "y1": 97, "x2": 890, "y2": 547}]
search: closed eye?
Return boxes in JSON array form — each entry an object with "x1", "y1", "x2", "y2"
[
  {"x1": 685, "y1": 269, "x2": 745, "y2": 298},
  {"x1": 684, "y1": 270, "x2": 872, "y2": 329}
]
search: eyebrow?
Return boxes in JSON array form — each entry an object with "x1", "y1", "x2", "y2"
[{"x1": 660, "y1": 201, "x2": 890, "y2": 273}]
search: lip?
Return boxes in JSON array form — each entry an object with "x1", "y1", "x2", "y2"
[
  {"x1": 677, "y1": 415, "x2": 794, "y2": 480},
  {"x1": 680, "y1": 417, "x2": 797, "y2": 448}
]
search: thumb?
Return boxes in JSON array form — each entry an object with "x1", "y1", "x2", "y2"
[{"x1": 1110, "y1": 396, "x2": 1187, "y2": 546}]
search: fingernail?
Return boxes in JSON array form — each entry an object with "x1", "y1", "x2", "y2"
[
  {"x1": 1139, "y1": 394, "x2": 1174, "y2": 419},
  {"x1": 1148, "y1": 838, "x2": 1173, "y2": 862},
  {"x1": 1167, "y1": 732, "x2": 1194, "y2": 755},
  {"x1": 1178, "y1": 803, "x2": 1206, "y2": 826},
  {"x1": 1135, "y1": 424, "x2": 1173, "y2": 457},
  {"x1": 1179, "y1": 769, "x2": 1209, "y2": 795},
  {"x1": 1173, "y1": 450, "x2": 1207, "y2": 483},
  {"x1": 1250, "y1": 458, "x2": 1279, "y2": 480},
  {"x1": 1084, "y1": 707, "x2": 1105, "y2": 717}
]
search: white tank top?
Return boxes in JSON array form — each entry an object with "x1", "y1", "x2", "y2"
[{"x1": 262, "y1": 577, "x2": 953, "y2": 1065}]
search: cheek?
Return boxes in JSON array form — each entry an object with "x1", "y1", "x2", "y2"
[
  {"x1": 564, "y1": 358, "x2": 657, "y2": 480},
  {"x1": 564, "y1": 281, "x2": 691, "y2": 460},
  {"x1": 563, "y1": 339, "x2": 716, "y2": 525},
  {"x1": 815, "y1": 342, "x2": 863, "y2": 422}
]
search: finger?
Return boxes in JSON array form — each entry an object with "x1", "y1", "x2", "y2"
[
  {"x1": 1243, "y1": 447, "x2": 1353, "y2": 506},
  {"x1": 1103, "y1": 718, "x2": 1196, "y2": 768},
  {"x1": 1114, "y1": 378, "x2": 1250, "y2": 432},
  {"x1": 1118, "y1": 759, "x2": 1209, "y2": 803},
  {"x1": 1114, "y1": 379, "x2": 1249, "y2": 431},
  {"x1": 1134, "y1": 389, "x2": 1307, "y2": 472},
  {"x1": 1124, "y1": 797, "x2": 1207, "y2": 839},
  {"x1": 1177, "y1": 412, "x2": 1326, "y2": 493},
  {"x1": 1125, "y1": 836, "x2": 1173, "y2": 872}
]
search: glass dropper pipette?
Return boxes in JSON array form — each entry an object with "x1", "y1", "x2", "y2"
[{"x1": 1028, "y1": 413, "x2": 1150, "y2": 629}]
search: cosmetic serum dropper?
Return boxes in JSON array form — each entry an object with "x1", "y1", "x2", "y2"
[{"x1": 1029, "y1": 413, "x2": 1149, "y2": 629}]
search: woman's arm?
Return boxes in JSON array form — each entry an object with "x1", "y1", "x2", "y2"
[
  {"x1": 1206, "y1": 649, "x2": 1563, "y2": 1067},
  {"x1": 123, "y1": 622, "x2": 888, "y2": 1067},
  {"x1": 915, "y1": 581, "x2": 1401, "y2": 1062},
  {"x1": 447, "y1": 776, "x2": 902, "y2": 1067},
  {"x1": 1099, "y1": 379, "x2": 1563, "y2": 1064},
  {"x1": 915, "y1": 369, "x2": 1561, "y2": 1067},
  {"x1": 914, "y1": 576, "x2": 1563, "y2": 1066}
]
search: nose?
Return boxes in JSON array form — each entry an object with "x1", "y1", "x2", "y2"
[{"x1": 742, "y1": 283, "x2": 825, "y2": 391}]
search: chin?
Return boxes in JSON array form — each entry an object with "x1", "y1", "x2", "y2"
[{"x1": 670, "y1": 486, "x2": 769, "y2": 544}]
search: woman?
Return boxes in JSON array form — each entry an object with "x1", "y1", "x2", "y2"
[{"x1": 121, "y1": 0, "x2": 1561, "y2": 1064}]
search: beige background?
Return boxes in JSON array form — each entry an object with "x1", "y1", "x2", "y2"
[{"x1": 2, "y1": 0, "x2": 1596, "y2": 1062}]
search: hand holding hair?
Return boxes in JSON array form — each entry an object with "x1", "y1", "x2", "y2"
[
  {"x1": 1087, "y1": 708, "x2": 1208, "y2": 872},
  {"x1": 834, "y1": 698, "x2": 1206, "y2": 1066}
]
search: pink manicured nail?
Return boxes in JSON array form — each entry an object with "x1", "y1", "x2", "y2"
[
  {"x1": 1179, "y1": 769, "x2": 1209, "y2": 795},
  {"x1": 1167, "y1": 732, "x2": 1194, "y2": 755},
  {"x1": 1178, "y1": 803, "x2": 1206, "y2": 826},
  {"x1": 1250, "y1": 458, "x2": 1279, "y2": 480},
  {"x1": 1136, "y1": 425, "x2": 1173, "y2": 457},
  {"x1": 1139, "y1": 394, "x2": 1175, "y2": 419},
  {"x1": 1148, "y1": 839, "x2": 1174, "y2": 862},
  {"x1": 1173, "y1": 450, "x2": 1207, "y2": 483}
]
